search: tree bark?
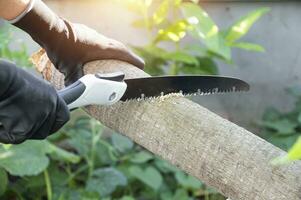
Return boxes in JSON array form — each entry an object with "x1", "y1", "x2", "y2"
[{"x1": 32, "y1": 50, "x2": 301, "y2": 200}]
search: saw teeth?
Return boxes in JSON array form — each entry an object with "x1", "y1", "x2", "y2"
[{"x1": 126, "y1": 86, "x2": 248, "y2": 102}]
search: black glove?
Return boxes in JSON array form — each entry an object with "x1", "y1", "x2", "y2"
[
  {"x1": 0, "y1": 59, "x2": 70, "y2": 144},
  {"x1": 13, "y1": 0, "x2": 145, "y2": 86}
]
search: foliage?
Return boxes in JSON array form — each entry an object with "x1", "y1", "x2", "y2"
[
  {"x1": 0, "y1": 24, "x2": 32, "y2": 67},
  {"x1": 0, "y1": 141, "x2": 79, "y2": 176},
  {"x1": 120, "y1": 0, "x2": 269, "y2": 75},
  {"x1": 0, "y1": 115, "x2": 225, "y2": 200},
  {"x1": 0, "y1": 2, "x2": 269, "y2": 199},
  {"x1": 259, "y1": 87, "x2": 301, "y2": 164}
]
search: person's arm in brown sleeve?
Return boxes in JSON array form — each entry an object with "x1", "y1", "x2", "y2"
[{"x1": 3, "y1": 0, "x2": 145, "y2": 85}]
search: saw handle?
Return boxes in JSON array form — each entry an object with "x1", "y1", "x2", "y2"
[
  {"x1": 58, "y1": 80, "x2": 86, "y2": 106},
  {"x1": 58, "y1": 72, "x2": 127, "y2": 110}
]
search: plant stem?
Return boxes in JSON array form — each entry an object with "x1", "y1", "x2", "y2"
[
  {"x1": 44, "y1": 169, "x2": 52, "y2": 200},
  {"x1": 88, "y1": 145, "x2": 95, "y2": 178},
  {"x1": 170, "y1": 63, "x2": 178, "y2": 75},
  {"x1": 88, "y1": 120, "x2": 101, "y2": 178},
  {"x1": 64, "y1": 164, "x2": 89, "y2": 185},
  {"x1": 204, "y1": 189, "x2": 210, "y2": 200}
]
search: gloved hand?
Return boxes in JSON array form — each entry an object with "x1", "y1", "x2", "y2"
[
  {"x1": 0, "y1": 59, "x2": 70, "y2": 144},
  {"x1": 13, "y1": 0, "x2": 144, "y2": 86}
]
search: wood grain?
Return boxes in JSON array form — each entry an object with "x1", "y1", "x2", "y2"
[{"x1": 32, "y1": 49, "x2": 301, "y2": 200}]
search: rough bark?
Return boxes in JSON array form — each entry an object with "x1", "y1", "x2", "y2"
[{"x1": 32, "y1": 50, "x2": 301, "y2": 200}]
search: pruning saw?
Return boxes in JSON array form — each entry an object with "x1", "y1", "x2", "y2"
[{"x1": 58, "y1": 72, "x2": 250, "y2": 110}]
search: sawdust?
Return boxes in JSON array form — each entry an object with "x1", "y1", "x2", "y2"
[
  {"x1": 122, "y1": 92, "x2": 184, "y2": 104},
  {"x1": 158, "y1": 93, "x2": 184, "y2": 102}
]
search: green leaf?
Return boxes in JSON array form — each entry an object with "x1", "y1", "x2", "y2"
[
  {"x1": 129, "y1": 166, "x2": 163, "y2": 190},
  {"x1": 154, "y1": 158, "x2": 178, "y2": 173},
  {"x1": 173, "y1": 188, "x2": 190, "y2": 200},
  {"x1": 0, "y1": 140, "x2": 77, "y2": 176},
  {"x1": 181, "y1": 3, "x2": 231, "y2": 60},
  {"x1": 67, "y1": 129, "x2": 92, "y2": 157},
  {"x1": 175, "y1": 171, "x2": 202, "y2": 189},
  {"x1": 16, "y1": 173, "x2": 45, "y2": 190},
  {"x1": 95, "y1": 141, "x2": 117, "y2": 165},
  {"x1": 153, "y1": 0, "x2": 169, "y2": 25},
  {"x1": 48, "y1": 164, "x2": 69, "y2": 187},
  {"x1": 272, "y1": 136, "x2": 301, "y2": 165},
  {"x1": 130, "y1": 151, "x2": 153, "y2": 163},
  {"x1": 184, "y1": 44, "x2": 209, "y2": 57},
  {"x1": 131, "y1": 45, "x2": 167, "y2": 75},
  {"x1": 0, "y1": 168, "x2": 8, "y2": 196},
  {"x1": 154, "y1": 20, "x2": 190, "y2": 43},
  {"x1": 225, "y1": 7, "x2": 270, "y2": 43},
  {"x1": 162, "y1": 51, "x2": 199, "y2": 65},
  {"x1": 181, "y1": 3, "x2": 218, "y2": 41},
  {"x1": 261, "y1": 119, "x2": 297, "y2": 135},
  {"x1": 86, "y1": 168, "x2": 127, "y2": 197},
  {"x1": 231, "y1": 42, "x2": 265, "y2": 52},
  {"x1": 297, "y1": 113, "x2": 301, "y2": 124},
  {"x1": 133, "y1": 45, "x2": 167, "y2": 59},
  {"x1": 215, "y1": 34, "x2": 232, "y2": 60},
  {"x1": 0, "y1": 141, "x2": 50, "y2": 176},
  {"x1": 111, "y1": 133, "x2": 133, "y2": 153},
  {"x1": 47, "y1": 143, "x2": 80, "y2": 164},
  {"x1": 80, "y1": 191, "x2": 99, "y2": 200},
  {"x1": 287, "y1": 136, "x2": 301, "y2": 160},
  {"x1": 120, "y1": 196, "x2": 135, "y2": 200},
  {"x1": 73, "y1": 116, "x2": 92, "y2": 130},
  {"x1": 160, "y1": 192, "x2": 173, "y2": 200},
  {"x1": 265, "y1": 134, "x2": 299, "y2": 151},
  {"x1": 180, "y1": 56, "x2": 218, "y2": 75},
  {"x1": 53, "y1": 187, "x2": 82, "y2": 200}
]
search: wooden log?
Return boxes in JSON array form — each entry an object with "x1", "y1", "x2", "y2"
[{"x1": 32, "y1": 50, "x2": 301, "y2": 200}]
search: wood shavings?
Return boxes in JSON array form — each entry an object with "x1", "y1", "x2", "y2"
[{"x1": 159, "y1": 93, "x2": 184, "y2": 102}]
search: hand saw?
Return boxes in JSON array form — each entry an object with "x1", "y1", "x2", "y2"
[{"x1": 58, "y1": 72, "x2": 249, "y2": 110}]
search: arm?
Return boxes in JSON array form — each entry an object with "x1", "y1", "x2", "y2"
[
  {"x1": 1, "y1": 0, "x2": 144, "y2": 85},
  {"x1": 0, "y1": 0, "x2": 144, "y2": 144},
  {"x1": 0, "y1": 0, "x2": 30, "y2": 21},
  {"x1": 0, "y1": 0, "x2": 71, "y2": 144}
]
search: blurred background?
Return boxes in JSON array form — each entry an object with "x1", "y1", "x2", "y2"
[
  {"x1": 0, "y1": 0, "x2": 301, "y2": 200},
  {"x1": 3, "y1": 0, "x2": 301, "y2": 130}
]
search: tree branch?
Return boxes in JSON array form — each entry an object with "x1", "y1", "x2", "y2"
[{"x1": 32, "y1": 50, "x2": 301, "y2": 200}]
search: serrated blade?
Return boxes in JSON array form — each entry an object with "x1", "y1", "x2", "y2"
[{"x1": 121, "y1": 75, "x2": 249, "y2": 101}]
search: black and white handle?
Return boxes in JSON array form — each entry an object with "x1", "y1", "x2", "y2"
[{"x1": 58, "y1": 72, "x2": 127, "y2": 110}]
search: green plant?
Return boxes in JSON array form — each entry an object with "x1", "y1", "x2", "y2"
[
  {"x1": 0, "y1": 2, "x2": 269, "y2": 199},
  {"x1": 259, "y1": 87, "x2": 301, "y2": 164},
  {"x1": 120, "y1": 0, "x2": 269, "y2": 76},
  {"x1": 0, "y1": 18, "x2": 225, "y2": 200},
  {"x1": 0, "y1": 24, "x2": 32, "y2": 67},
  {"x1": 0, "y1": 114, "x2": 225, "y2": 200}
]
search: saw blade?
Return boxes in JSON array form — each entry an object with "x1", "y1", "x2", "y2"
[{"x1": 121, "y1": 75, "x2": 249, "y2": 101}]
